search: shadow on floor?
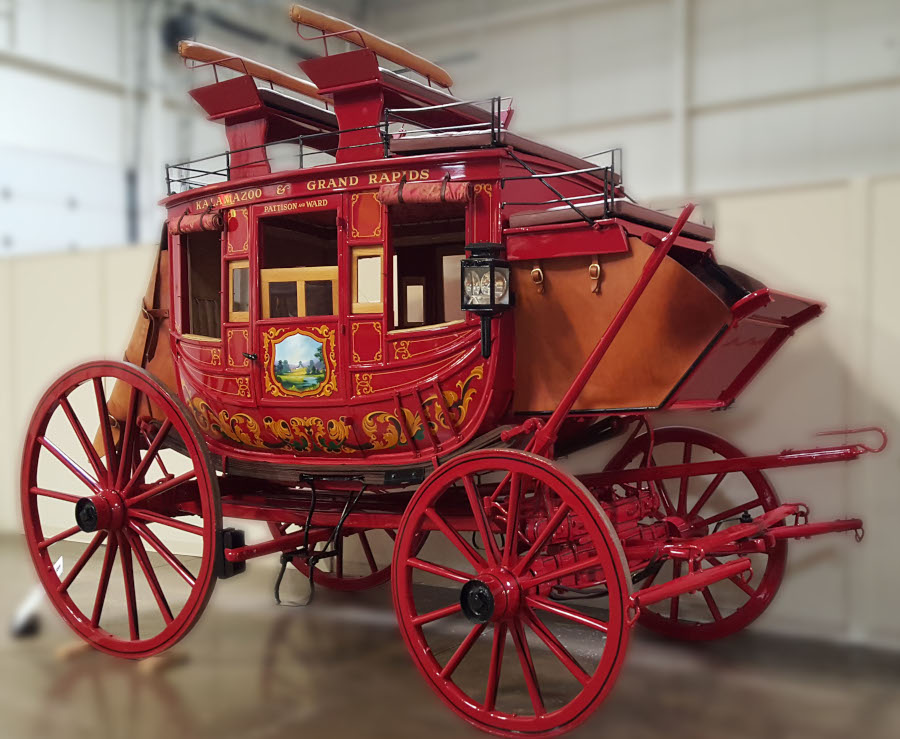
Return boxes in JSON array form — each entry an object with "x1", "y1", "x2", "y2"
[{"x1": 3, "y1": 535, "x2": 899, "y2": 739}]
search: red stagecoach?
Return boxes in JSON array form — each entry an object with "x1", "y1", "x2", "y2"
[{"x1": 21, "y1": 7, "x2": 886, "y2": 736}]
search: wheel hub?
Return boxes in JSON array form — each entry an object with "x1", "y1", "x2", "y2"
[
  {"x1": 460, "y1": 570, "x2": 521, "y2": 624},
  {"x1": 75, "y1": 493, "x2": 125, "y2": 533},
  {"x1": 75, "y1": 497, "x2": 99, "y2": 532},
  {"x1": 460, "y1": 580, "x2": 495, "y2": 623}
]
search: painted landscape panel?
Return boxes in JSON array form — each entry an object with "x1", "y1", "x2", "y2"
[{"x1": 273, "y1": 332, "x2": 326, "y2": 394}]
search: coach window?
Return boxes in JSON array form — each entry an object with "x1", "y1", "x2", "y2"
[
  {"x1": 259, "y1": 210, "x2": 338, "y2": 319},
  {"x1": 352, "y1": 246, "x2": 383, "y2": 314},
  {"x1": 229, "y1": 260, "x2": 250, "y2": 322},
  {"x1": 389, "y1": 203, "x2": 466, "y2": 330},
  {"x1": 184, "y1": 231, "x2": 222, "y2": 339}
]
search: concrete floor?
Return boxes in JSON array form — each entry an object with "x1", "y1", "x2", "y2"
[{"x1": 2, "y1": 534, "x2": 899, "y2": 739}]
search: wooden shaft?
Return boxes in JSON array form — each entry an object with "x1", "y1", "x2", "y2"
[
  {"x1": 288, "y1": 5, "x2": 454, "y2": 89},
  {"x1": 178, "y1": 40, "x2": 326, "y2": 103}
]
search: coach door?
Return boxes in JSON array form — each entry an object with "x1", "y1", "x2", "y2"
[{"x1": 252, "y1": 196, "x2": 342, "y2": 403}]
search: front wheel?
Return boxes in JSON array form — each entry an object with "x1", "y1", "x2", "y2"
[
  {"x1": 603, "y1": 426, "x2": 787, "y2": 641},
  {"x1": 21, "y1": 361, "x2": 221, "y2": 659},
  {"x1": 392, "y1": 450, "x2": 630, "y2": 738}
]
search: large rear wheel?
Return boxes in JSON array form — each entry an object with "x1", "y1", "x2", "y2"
[{"x1": 21, "y1": 361, "x2": 220, "y2": 659}]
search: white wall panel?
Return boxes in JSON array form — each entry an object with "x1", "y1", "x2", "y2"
[
  {"x1": 692, "y1": 0, "x2": 900, "y2": 106},
  {"x1": 548, "y1": 118, "x2": 678, "y2": 200},
  {"x1": 693, "y1": 185, "x2": 863, "y2": 639},
  {"x1": 32, "y1": 0, "x2": 121, "y2": 81},
  {"x1": 0, "y1": 67, "x2": 123, "y2": 163},
  {"x1": 858, "y1": 176, "x2": 900, "y2": 646},
  {"x1": 0, "y1": 244, "x2": 156, "y2": 535},
  {"x1": 0, "y1": 258, "x2": 14, "y2": 532},
  {"x1": 692, "y1": 85, "x2": 900, "y2": 193}
]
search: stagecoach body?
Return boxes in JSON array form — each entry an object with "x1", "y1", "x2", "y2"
[{"x1": 20, "y1": 7, "x2": 885, "y2": 738}]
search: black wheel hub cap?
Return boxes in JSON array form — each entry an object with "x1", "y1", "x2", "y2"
[
  {"x1": 75, "y1": 498, "x2": 99, "y2": 533},
  {"x1": 460, "y1": 580, "x2": 494, "y2": 624}
]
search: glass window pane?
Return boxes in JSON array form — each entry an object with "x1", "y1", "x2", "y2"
[
  {"x1": 356, "y1": 255, "x2": 382, "y2": 304},
  {"x1": 305, "y1": 280, "x2": 334, "y2": 316},
  {"x1": 231, "y1": 267, "x2": 249, "y2": 314},
  {"x1": 406, "y1": 284, "x2": 424, "y2": 324},
  {"x1": 269, "y1": 281, "x2": 298, "y2": 318}
]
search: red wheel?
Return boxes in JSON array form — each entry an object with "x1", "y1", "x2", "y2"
[
  {"x1": 392, "y1": 450, "x2": 630, "y2": 738},
  {"x1": 267, "y1": 523, "x2": 399, "y2": 591},
  {"x1": 603, "y1": 426, "x2": 787, "y2": 641},
  {"x1": 21, "y1": 361, "x2": 220, "y2": 659}
]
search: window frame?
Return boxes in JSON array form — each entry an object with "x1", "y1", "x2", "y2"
[
  {"x1": 261, "y1": 265, "x2": 339, "y2": 320},
  {"x1": 228, "y1": 259, "x2": 250, "y2": 322},
  {"x1": 351, "y1": 245, "x2": 384, "y2": 315},
  {"x1": 182, "y1": 230, "x2": 224, "y2": 340}
]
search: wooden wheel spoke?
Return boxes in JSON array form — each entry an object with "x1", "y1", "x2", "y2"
[
  {"x1": 524, "y1": 609, "x2": 591, "y2": 686},
  {"x1": 502, "y1": 473, "x2": 522, "y2": 568},
  {"x1": 510, "y1": 618, "x2": 545, "y2": 717},
  {"x1": 649, "y1": 456, "x2": 676, "y2": 516},
  {"x1": 38, "y1": 437, "x2": 101, "y2": 494},
  {"x1": 114, "y1": 386, "x2": 141, "y2": 491},
  {"x1": 462, "y1": 475, "x2": 500, "y2": 567},
  {"x1": 701, "y1": 587, "x2": 722, "y2": 622},
  {"x1": 127, "y1": 530, "x2": 173, "y2": 624},
  {"x1": 129, "y1": 509, "x2": 204, "y2": 536},
  {"x1": 127, "y1": 470, "x2": 197, "y2": 508},
  {"x1": 91, "y1": 534, "x2": 119, "y2": 627},
  {"x1": 30, "y1": 486, "x2": 81, "y2": 504},
  {"x1": 130, "y1": 521, "x2": 196, "y2": 587},
  {"x1": 526, "y1": 595, "x2": 609, "y2": 633},
  {"x1": 488, "y1": 471, "x2": 512, "y2": 504},
  {"x1": 358, "y1": 531, "x2": 378, "y2": 574},
  {"x1": 689, "y1": 472, "x2": 727, "y2": 517},
  {"x1": 38, "y1": 525, "x2": 82, "y2": 551},
  {"x1": 411, "y1": 602, "x2": 462, "y2": 627},
  {"x1": 677, "y1": 442, "x2": 692, "y2": 516},
  {"x1": 59, "y1": 396, "x2": 107, "y2": 484},
  {"x1": 408, "y1": 557, "x2": 471, "y2": 585},
  {"x1": 118, "y1": 532, "x2": 140, "y2": 640},
  {"x1": 484, "y1": 622, "x2": 506, "y2": 711},
  {"x1": 93, "y1": 378, "x2": 118, "y2": 487},
  {"x1": 521, "y1": 554, "x2": 605, "y2": 590},
  {"x1": 440, "y1": 623, "x2": 486, "y2": 680},
  {"x1": 58, "y1": 531, "x2": 107, "y2": 594},
  {"x1": 514, "y1": 502, "x2": 571, "y2": 576},
  {"x1": 425, "y1": 508, "x2": 486, "y2": 572},
  {"x1": 123, "y1": 419, "x2": 172, "y2": 497}
]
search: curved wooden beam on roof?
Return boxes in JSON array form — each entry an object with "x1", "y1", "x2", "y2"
[
  {"x1": 178, "y1": 40, "x2": 326, "y2": 103},
  {"x1": 288, "y1": 5, "x2": 454, "y2": 89}
]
